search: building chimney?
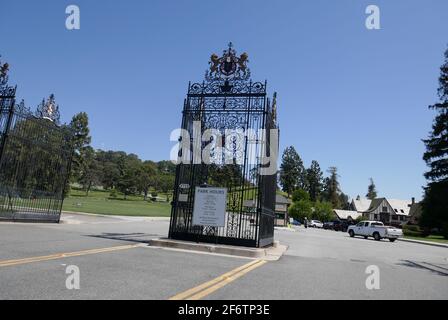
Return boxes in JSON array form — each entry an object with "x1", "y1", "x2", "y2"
[{"x1": 408, "y1": 197, "x2": 416, "y2": 208}]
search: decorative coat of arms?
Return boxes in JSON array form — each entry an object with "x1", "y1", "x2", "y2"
[{"x1": 206, "y1": 42, "x2": 250, "y2": 82}]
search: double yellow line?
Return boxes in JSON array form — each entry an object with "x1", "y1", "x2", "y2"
[
  {"x1": 0, "y1": 244, "x2": 141, "y2": 268},
  {"x1": 169, "y1": 259, "x2": 267, "y2": 300}
]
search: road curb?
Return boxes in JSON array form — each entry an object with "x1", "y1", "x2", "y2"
[
  {"x1": 148, "y1": 238, "x2": 288, "y2": 260},
  {"x1": 61, "y1": 211, "x2": 170, "y2": 221},
  {"x1": 398, "y1": 238, "x2": 448, "y2": 248}
]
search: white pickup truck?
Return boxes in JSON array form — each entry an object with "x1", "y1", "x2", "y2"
[{"x1": 347, "y1": 221, "x2": 403, "y2": 242}]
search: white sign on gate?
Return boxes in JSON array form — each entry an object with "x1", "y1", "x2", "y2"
[{"x1": 192, "y1": 187, "x2": 227, "y2": 227}]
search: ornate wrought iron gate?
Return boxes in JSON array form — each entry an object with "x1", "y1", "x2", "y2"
[
  {"x1": 169, "y1": 44, "x2": 278, "y2": 248},
  {"x1": 0, "y1": 59, "x2": 74, "y2": 223}
]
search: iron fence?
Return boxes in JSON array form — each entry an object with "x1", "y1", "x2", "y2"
[{"x1": 0, "y1": 78, "x2": 74, "y2": 222}]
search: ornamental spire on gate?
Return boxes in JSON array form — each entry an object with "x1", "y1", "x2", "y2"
[
  {"x1": 0, "y1": 56, "x2": 10, "y2": 88},
  {"x1": 36, "y1": 94, "x2": 61, "y2": 124}
]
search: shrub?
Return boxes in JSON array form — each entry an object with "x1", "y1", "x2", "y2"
[
  {"x1": 404, "y1": 224, "x2": 420, "y2": 232},
  {"x1": 403, "y1": 224, "x2": 423, "y2": 237}
]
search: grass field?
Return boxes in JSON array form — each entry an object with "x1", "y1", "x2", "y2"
[
  {"x1": 62, "y1": 187, "x2": 290, "y2": 218},
  {"x1": 62, "y1": 189, "x2": 171, "y2": 217},
  {"x1": 404, "y1": 235, "x2": 448, "y2": 244}
]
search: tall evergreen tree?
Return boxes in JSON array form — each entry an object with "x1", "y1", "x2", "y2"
[
  {"x1": 338, "y1": 192, "x2": 350, "y2": 210},
  {"x1": 422, "y1": 46, "x2": 448, "y2": 238},
  {"x1": 306, "y1": 160, "x2": 323, "y2": 202},
  {"x1": 323, "y1": 167, "x2": 341, "y2": 209},
  {"x1": 366, "y1": 178, "x2": 378, "y2": 200},
  {"x1": 279, "y1": 146, "x2": 305, "y2": 197},
  {"x1": 69, "y1": 112, "x2": 91, "y2": 180}
]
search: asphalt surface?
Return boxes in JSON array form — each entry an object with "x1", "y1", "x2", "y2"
[{"x1": 1, "y1": 213, "x2": 447, "y2": 300}]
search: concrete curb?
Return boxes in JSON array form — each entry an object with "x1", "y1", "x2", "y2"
[
  {"x1": 398, "y1": 238, "x2": 448, "y2": 249},
  {"x1": 148, "y1": 238, "x2": 288, "y2": 260},
  {"x1": 274, "y1": 227, "x2": 297, "y2": 232},
  {"x1": 61, "y1": 211, "x2": 170, "y2": 221}
]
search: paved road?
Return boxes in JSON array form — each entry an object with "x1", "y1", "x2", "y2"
[{"x1": 0, "y1": 213, "x2": 447, "y2": 300}]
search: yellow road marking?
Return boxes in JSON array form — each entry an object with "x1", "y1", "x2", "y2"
[
  {"x1": 169, "y1": 259, "x2": 267, "y2": 300},
  {"x1": 0, "y1": 244, "x2": 141, "y2": 268}
]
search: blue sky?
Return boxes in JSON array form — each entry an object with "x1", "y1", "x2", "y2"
[{"x1": 1, "y1": 0, "x2": 447, "y2": 201}]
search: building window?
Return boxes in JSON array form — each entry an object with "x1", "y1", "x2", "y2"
[
  {"x1": 382, "y1": 206, "x2": 388, "y2": 213},
  {"x1": 392, "y1": 215, "x2": 398, "y2": 220},
  {"x1": 400, "y1": 216, "x2": 405, "y2": 221},
  {"x1": 374, "y1": 214, "x2": 379, "y2": 220}
]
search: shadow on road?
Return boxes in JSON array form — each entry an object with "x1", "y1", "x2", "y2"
[
  {"x1": 86, "y1": 232, "x2": 161, "y2": 244},
  {"x1": 397, "y1": 260, "x2": 448, "y2": 277}
]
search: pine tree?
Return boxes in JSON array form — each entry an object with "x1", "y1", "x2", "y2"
[
  {"x1": 279, "y1": 146, "x2": 305, "y2": 197},
  {"x1": 366, "y1": 178, "x2": 378, "y2": 200},
  {"x1": 421, "y1": 46, "x2": 448, "y2": 238},
  {"x1": 323, "y1": 167, "x2": 341, "y2": 209},
  {"x1": 306, "y1": 160, "x2": 323, "y2": 202},
  {"x1": 69, "y1": 112, "x2": 92, "y2": 181}
]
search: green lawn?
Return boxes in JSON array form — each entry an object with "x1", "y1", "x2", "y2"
[
  {"x1": 404, "y1": 235, "x2": 448, "y2": 244},
  {"x1": 62, "y1": 189, "x2": 171, "y2": 217}
]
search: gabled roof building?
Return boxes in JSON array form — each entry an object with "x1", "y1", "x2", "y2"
[{"x1": 350, "y1": 196, "x2": 418, "y2": 227}]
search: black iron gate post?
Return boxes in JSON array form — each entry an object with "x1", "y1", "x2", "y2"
[
  {"x1": 169, "y1": 44, "x2": 279, "y2": 248},
  {"x1": 0, "y1": 87, "x2": 15, "y2": 162}
]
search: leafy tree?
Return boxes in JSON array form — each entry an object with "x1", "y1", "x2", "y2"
[
  {"x1": 116, "y1": 154, "x2": 141, "y2": 199},
  {"x1": 288, "y1": 199, "x2": 313, "y2": 222},
  {"x1": 306, "y1": 160, "x2": 323, "y2": 201},
  {"x1": 158, "y1": 174, "x2": 175, "y2": 201},
  {"x1": 95, "y1": 150, "x2": 124, "y2": 190},
  {"x1": 279, "y1": 146, "x2": 306, "y2": 197},
  {"x1": 292, "y1": 189, "x2": 310, "y2": 203},
  {"x1": 78, "y1": 146, "x2": 102, "y2": 196},
  {"x1": 366, "y1": 178, "x2": 378, "y2": 200},
  {"x1": 137, "y1": 161, "x2": 157, "y2": 200},
  {"x1": 313, "y1": 201, "x2": 334, "y2": 222},
  {"x1": 421, "y1": 46, "x2": 448, "y2": 238}
]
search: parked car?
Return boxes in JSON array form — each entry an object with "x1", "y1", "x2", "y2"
[
  {"x1": 333, "y1": 220, "x2": 350, "y2": 232},
  {"x1": 347, "y1": 221, "x2": 403, "y2": 242},
  {"x1": 309, "y1": 220, "x2": 324, "y2": 228},
  {"x1": 323, "y1": 222, "x2": 334, "y2": 230},
  {"x1": 291, "y1": 219, "x2": 301, "y2": 226}
]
